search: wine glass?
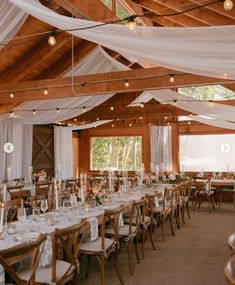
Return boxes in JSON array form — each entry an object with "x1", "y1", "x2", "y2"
[
  {"x1": 40, "y1": 199, "x2": 48, "y2": 216},
  {"x1": 32, "y1": 208, "x2": 40, "y2": 221},
  {"x1": 62, "y1": 200, "x2": 70, "y2": 213},
  {"x1": 17, "y1": 207, "x2": 26, "y2": 223}
]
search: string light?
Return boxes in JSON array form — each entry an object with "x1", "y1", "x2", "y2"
[
  {"x1": 224, "y1": 0, "x2": 233, "y2": 10},
  {"x1": 124, "y1": 80, "x2": 130, "y2": 87},
  {"x1": 32, "y1": 109, "x2": 36, "y2": 115},
  {"x1": 9, "y1": 92, "x2": 14, "y2": 99},
  {"x1": 96, "y1": 117, "x2": 99, "y2": 121},
  {"x1": 82, "y1": 106, "x2": 86, "y2": 112},
  {"x1": 188, "y1": 121, "x2": 191, "y2": 125},
  {"x1": 56, "y1": 108, "x2": 60, "y2": 113},
  {"x1": 140, "y1": 102, "x2": 144, "y2": 108},
  {"x1": 149, "y1": 122, "x2": 152, "y2": 126},
  {"x1": 74, "y1": 118, "x2": 77, "y2": 122},
  {"x1": 169, "y1": 75, "x2": 175, "y2": 83},
  {"x1": 110, "y1": 106, "x2": 114, "y2": 111},
  {"x1": 111, "y1": 124, "x2": 114, "y2": 127},
  {"x1": 48, "y1": 34, "x2": 56, "y2": 46},
  {"x1": 117, "y1": 118, "x2": 120, "y2": 121},
  {"x1": 167, "y1": 122, "x2": 170, "y2": 125},
  {"x1": 174, "y1": 100, "x2": 177, "y2": 105},
  {"x1": 9, "y1": 111, "x2": 14, "y2": 118},
  {"x1": 43, "y1": 88, "x2": 48, "y2": 95},
  {"x1": 139, "y1": 115, "x2": 142, "y2": 120},
  {"x1": 164, "y1": 115, "x2": 168, "y2": 120},
  {"x1": 190, "y1": 113, "x2": 193, "y2": 116},
  {"x1": 129, "y1": 123, "x2": 132, "y2": 127},
  {"x1": 127, "y1": 17, "x2": 137, "y2": 31}
]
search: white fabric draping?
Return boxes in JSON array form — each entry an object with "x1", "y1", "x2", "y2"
[
  {"x1": 10, "y1": 0, "x2": 235, "y2": 80},
  {"x1": 69, "y1": 120, "x2": 112, "y2": 130},
  {"x1": 54, "y1": 126, "x2": 73, "y2": 179},
  {"x1": 0, "y1": 46, "x2": 124, "y2": 124},
  {"x1": 129, "y1": 89, "x2": 235, "y2": 129},
  {"x1": 0, "y1": 120, "x2": 32, "y2": 180},
  {"x1": 0, "y1": 0, "x2": 27, "y2": 49},
  {"x1": 150, "y1": 126, "x2": 172, "y2": 172}
]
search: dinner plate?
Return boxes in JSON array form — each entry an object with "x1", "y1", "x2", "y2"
[{"x1": 15, "y1": 232, "x2": 40, "y2": 241}]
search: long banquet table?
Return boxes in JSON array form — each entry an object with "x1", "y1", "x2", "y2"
[{"x1": 0, "y1": 184, "x2": 168, "y2": 284}]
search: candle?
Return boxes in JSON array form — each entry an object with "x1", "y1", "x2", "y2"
[
  {"x1": 150, "y1": 162, "x2": 154, "y2": 173},
  {"x1": 154, "y1": 164, "x2": 159, "y2": 175},
  {"x1": 7, "y1": 167, "x2": 11, "y2": 181},
  {"x1": 54, "y1": 180, "x2": 59, "y2": 210},
  {"x1": 80, "y1": 174, "x2": 84, "y2": 202},
  {"x1": 0, "y1": 185, "x2": 6, "y2": 234},
  {"x1": 28, "y1": 166, "x2": 33, "y2": 183},
  {"x1": 57, "y1": 163, "x2": 61, "y2": 178}
]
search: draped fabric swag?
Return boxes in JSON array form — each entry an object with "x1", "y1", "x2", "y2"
[
  {"x1": 10, "y1": 0, "x2": 235, "y2": 80},
  {"x1": 150, "y1": 126, "x2": 172, "y2": 173}
]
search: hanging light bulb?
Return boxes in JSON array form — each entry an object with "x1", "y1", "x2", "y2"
[
  {"x1": 9, "y1": 92, "x2": 14, "y2": 99},
  {"x1": 82, "y1": 106, "x2": 86, "y2": 112},
  {"x1": 43, "y1": 88, "x2": 48, "y2": 95},
  {"x1": 96, "y1": 117, "x2": 99, "y2": 121},
  {"x1": 124, "y1": 80, "x2": 130, "y2": 87},
  {"x1": 139, "y1": 115, "x2": 142, "y2": 120},
  {"x1": 169, "y1": 74, "x2": 175, "y2": 83},
  {"x1": 33, "y1": 110, "x2": 36, "y2": 115},
  {"x1": 110, "y1": 106, "x2": 114, "y2": 111},
  {"x1": 167, "y1": 122, "x2": 170, "y2": 126},
  {"x1": 111, "y1": 124, "x2": 114, "y2": 128},
  {"x1": 129, "y1": 123, "x2": 132, "y2": 127},
  {"x1": 127, "y1": 19, "x2": 137, "y2": 31},
  {"x1": 190, "y1": 113, "x2": 193, "y2": 116},
  {"x1": 56, "y1": 108, "x2": 60, "y2": 114},
  {"x1": 48, "y1": 34, "x2": 56, "y2": 46},
  {"x1": 174, "y1": 100, "x2": 177, "y2": 105},
  {"x1": 164, "y1": 115, "x2": 168, "y2": 120},
  {"x1": 140, "y1": 102, "x2": 144, "y2": 108},
  {"x1": 149, "y1": 122, "x2": 152, "y2": 126},
  {"x1": 117, "y1": 117, "x2": 120, "y2": 121},
  {"x1": 9, "y1": 111, "x2": 14, "y2": 118},
  {"x1": 188, "y1": 121, "x2": 191, "y2": 125},
  {"x1": 74, "y1": 118, "x2": 77, "y2": 122},
  {"x1": 224, "y1": 0, "x2": 233, "y2": 10}
]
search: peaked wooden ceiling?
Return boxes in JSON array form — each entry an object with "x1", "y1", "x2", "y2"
[{"x1": 1, "y1": 0, "x2": 235, "y2": 126}]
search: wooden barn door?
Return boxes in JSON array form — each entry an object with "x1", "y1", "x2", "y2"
[{"x1": 32, "y1": 126, "x2": 54, "y2": 179}]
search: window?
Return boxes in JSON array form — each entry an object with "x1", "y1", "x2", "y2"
[
  {"x1": 90, "y1": 136, "x2": 142, "y2": 171},
  {"x1": 180, "y1": 134, "x2": 235, "y2": 172},
  {"x1": 179, "y1": 85, "x2": 234, "y2": 101},
  {"x1": 101, "y1": 0, "x2": 130, "y2": 20}
]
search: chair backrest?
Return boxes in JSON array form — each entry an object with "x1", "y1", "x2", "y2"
[
  {"x1": 35, "y1": 182, "x2": 52, "y2": 196},
  {"x1": 13, "y1": 178, "x2": 25, "y2": 186},
  {"x1": 132, "y1": 197, "x2": 147, "y2": 227},
  {"x1": 101, "y1": 205, "x2": 126, "y2": 250},
  {"x1": 65, "y1": 179, "x2": 78, "y2": 193},
  {"x1": 227, "y1": 233, "x2": 235, "y2": 255},
  {"x1": 7, "y1": 185, "x2": 25, "y2": 200},
  {"x1": 51, "y1": 219, "x2": 87, "y2": 283},
  {"x1": 7, "y1": 198, "x2": 22, "y2": 222},
  {"x1": 146, "y1": 191, "x2": 159, "y2": 217},
  {"x1": 0, "y1": 233, "x2": 47, "y2": 285},
  {"x1": 225, "y1": 255, "x2": 235, "y2": 285}
]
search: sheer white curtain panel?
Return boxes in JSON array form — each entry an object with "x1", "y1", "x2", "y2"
[
  {"x1": 150, "y1": 126, "x2": 172, "y2": 172},
  {"x1": 54, "y1": 126, "x2": 73, "y2": 179}
]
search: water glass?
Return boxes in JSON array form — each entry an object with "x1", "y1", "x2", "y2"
[{"x1": 17, "y1": 208, "x2": 27, "y2": 223}]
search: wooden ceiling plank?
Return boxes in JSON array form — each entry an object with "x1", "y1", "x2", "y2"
[
  {"x1": 132, "y1": 0, "x2": 209, "y2": 26},
  {"x1": 151, "y1": 0, "x2": 235, "y2": 26}
]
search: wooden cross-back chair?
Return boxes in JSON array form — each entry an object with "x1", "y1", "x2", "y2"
[
  {"x1": 65, "y1": 179, "x2": 78, "y2": 194},
  {"x1": 19, "y1": 219, "x2": 87, "y2": 285},
  {"x1": 7, "y1": 185, "x2": 30, "y2": 200},
  {"x1": 193, "y1": 177, "x2": 215, "y2": 212},
  {"x1": 0, "y1": 233, "x2": 47, "y2": 285},
  {"x1": 80, "y1": 206, "x2": 125, "y2": 285}
]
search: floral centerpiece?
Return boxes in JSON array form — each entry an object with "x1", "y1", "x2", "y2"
[
  {"x1": 142, "y1": 174, "x2": 157, "y2": 186},
  {"x1": 33, "y1": 170, "x2": 47, "y2": 183},
  {"x1": 87, "y1": 181, "x2": 107, "y2": 205}
]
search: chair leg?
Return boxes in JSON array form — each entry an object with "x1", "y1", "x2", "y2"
[
  {"x1": 162, "y1": 216, "x2": 165, "y2": 241},
  {"x1": 186, "y1": 203, "x2": 191, "y2": 219},
  {"x1": 134, "y1": 235, "x2": 140, "y2": 263},
  {"x1": 175, "y1": 209, "x2": 180, "y2": 230},
  {"x1": 148, "y1": 223, "x2": 156, "y2": 250},
  {"x1": 169, "y1": 214, "x2": 175, "y2": 236},
  {"x1": 114, "y1": 250, "x2": 124, "y2": 284},
  {"x1": 211, "y1": 194, "x2": 215, "y2": 210},
  {"x1": 208, "y1": 196, "x2": 211, "y2": 212},
  {"x1": 126, "y1": 241, "x2": 133, "y2": 275},
  {"x1": 181, "y1": 205, "x2": 185, "y2": 224},
  {"x1": 97, "y1": 254, "x2": 105, "y2": 285},
  {"x1": 141, "y1": 227, "x2": 145, "y2": 259}
]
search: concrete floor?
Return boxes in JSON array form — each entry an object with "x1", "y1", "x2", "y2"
[{"x1": 78, "y1": 203, "x2": 235, "y2": 285}]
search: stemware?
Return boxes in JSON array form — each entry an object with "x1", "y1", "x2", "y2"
[
  {"x1": 40, "y1": 199, "x2": 48, "y2": 216},
  {"x1": 17, "y1": 207, "x2": 27, "y2": 223}
]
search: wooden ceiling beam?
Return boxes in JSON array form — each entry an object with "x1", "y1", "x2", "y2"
[{"x1": 0, "y1": 67, "x2": 232, "y2": 103}]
